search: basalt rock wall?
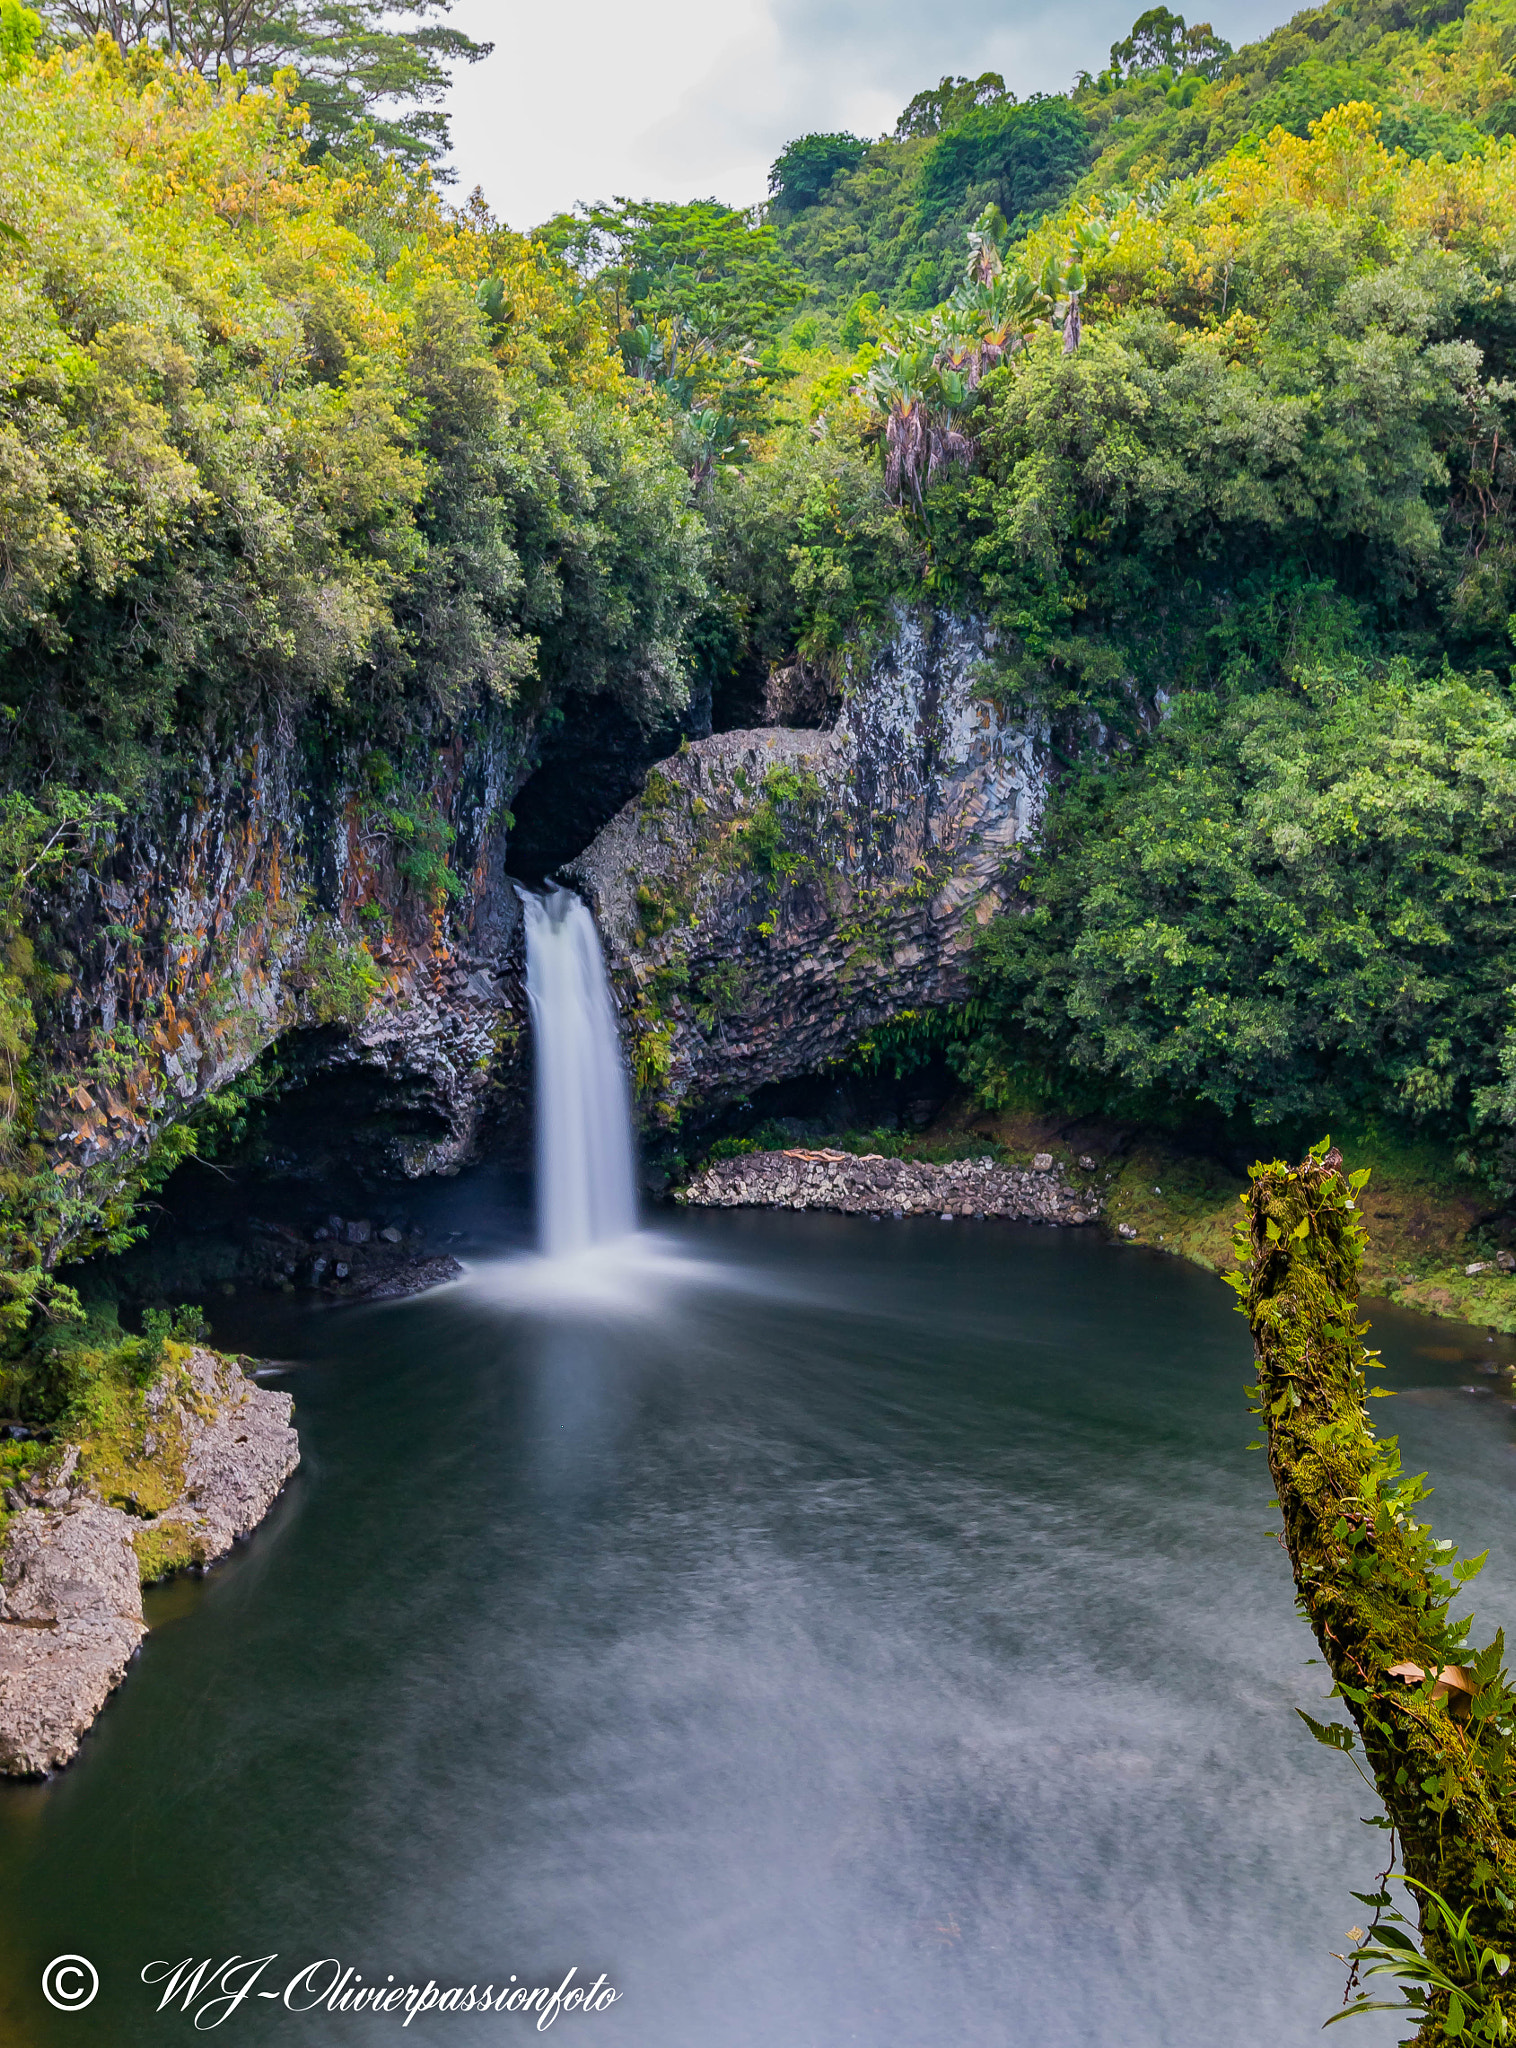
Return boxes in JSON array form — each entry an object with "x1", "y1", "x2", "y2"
[
  {"x1": 30, "y1": 707, "x2": 534, "y2": 1241},
  {"x1": 569, "y1": 611, "x2": 1045, "y2": 1124},
  {"x1": 26, "y1": 609, "x2": 1041, "y2": 1230}
]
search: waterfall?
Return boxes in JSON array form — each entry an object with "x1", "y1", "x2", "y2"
[{"x1": 520, "y1": 885, "x2": 639, "y2": 1257}]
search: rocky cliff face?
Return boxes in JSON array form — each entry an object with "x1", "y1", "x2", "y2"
[
  {"x1": 25, "y1": 610, "x2": 1041, "y2": 1230},
  {"x1": 568, "y1": 611, "x2": 1045, "y2": 1125},
  {"x1": 31, "y1": 708, "x2": 533, "y2": 1250}
]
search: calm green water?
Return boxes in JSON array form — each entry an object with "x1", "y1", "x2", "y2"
[{"x1": 2, "y1": 1194, "x2": 1513, "y2": 2047}]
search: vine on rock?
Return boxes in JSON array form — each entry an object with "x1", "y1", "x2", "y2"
[{"x1": 1236, "y1": 1141, "x2": 1516, "y2": 2041}]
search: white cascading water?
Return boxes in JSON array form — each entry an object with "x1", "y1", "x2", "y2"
[{"x1": 520, "y1": 885, "x2": 639, "y2": 1257}]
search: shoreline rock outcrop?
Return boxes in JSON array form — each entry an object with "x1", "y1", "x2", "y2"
[
  {"x1": 0, "y1": 1348, "x2": 299, "y2": 1778},
  {"x1": 679, "y1": 1149, "x2": 1101, "y2": 1225}
]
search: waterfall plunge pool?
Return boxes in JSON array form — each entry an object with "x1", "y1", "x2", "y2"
[{"x1": 4, "y1": 1190, "x2": 1511, "y2": 2046}]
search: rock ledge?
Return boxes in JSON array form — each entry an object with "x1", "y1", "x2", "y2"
[{"x1": 0, "y1": 1349, "x2": 298, "y2": 1777}]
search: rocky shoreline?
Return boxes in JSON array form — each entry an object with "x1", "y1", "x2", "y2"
[
  {"x1": 248, "y1": 1212, "x2": 464, "y2": 1300},
  {"x1": 678, "y1": 1148, "x2": 1103, "y2": 1225},
  {"x1": 0, "y1": 1348, "x2": 299, "y2": 1778}
]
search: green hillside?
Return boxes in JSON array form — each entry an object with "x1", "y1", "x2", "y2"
[{"x1": 772, "y1": 0, "x2": 1516, "y2": 311}]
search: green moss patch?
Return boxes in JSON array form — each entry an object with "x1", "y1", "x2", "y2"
[{"x1": 133, "y1": 1520, "x2": 207, "y2": 1583}]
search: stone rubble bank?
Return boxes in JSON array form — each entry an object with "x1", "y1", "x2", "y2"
[
  {"x1": 679, "y1": 1149, "x2": 1101, "y2": 1225},
  {"x1": 0, "y1": 1349, "x2": 298, "y2": 1777}
]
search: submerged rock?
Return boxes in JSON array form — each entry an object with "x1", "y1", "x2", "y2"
[
  {"x1": 0, "y1": 1349, "x2": 298, "y2": 1778},
  {"x1": 341, "y1": 1254, "x2": 462, "y2": 1300}
]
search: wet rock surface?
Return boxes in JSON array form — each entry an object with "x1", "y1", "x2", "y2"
[
  {"x1": 0, "y1": 1350, "x2": 298, "y2": 1777},
  {"x1": 248, "y1": 1213, "x2": 463, "y2": 1300},
  {"x1": 680, "y1": 1149, "x2": 1102, "y2": 1225},
  {"x1": 30, "y1": 609, "x2": 1045, "y2": 1230}
]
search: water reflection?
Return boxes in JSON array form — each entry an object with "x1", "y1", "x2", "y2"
[{"x1": 3, "y1": 1207, "x2": 1505, "y2": 2047}]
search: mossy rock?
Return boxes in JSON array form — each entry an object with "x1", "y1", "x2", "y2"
[{"x1": 133, "y1": 1519, "x2": 207, "y2": 1583}]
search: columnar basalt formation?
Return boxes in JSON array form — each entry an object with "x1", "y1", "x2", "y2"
[
  {"x1": 680, "y1": 1149, "x2": 1100, "y2": 1224},
  {"x1": 569, "y1": 612, "x2": 1045, "y2": 1122},
  {"x1": 0, "y1": 1348, "x2": 299, "y2": 1776},
  {"x1": 31, "y1": 711, "x2": 531, "y2": 1239}
]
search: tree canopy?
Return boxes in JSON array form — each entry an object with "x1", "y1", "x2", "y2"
[
  {"x1": 535, "y1": 198, "x2": 807, "y2": 481},
  {"x1": 0, "y1": 44, "x2": 706, "y2": 796},
  {"x1": 960, "y1": 667, "x2": 1516, "y2": 1143},
  {"x1": 1105, "y1": 6, "x2": 1232, "y2": 82},
  {"x1": 35, "y1": 0, "x2": 488, "y2": 161},
  {"x1": 767, "y1": 132, "x2": 870, "y2": 221},
  {"x1": 894, "y1": 72, "x2": 1009, "y2": 140},
  {"x1": 916, "y1": 96, "x2": 1091, "y2": 235}
]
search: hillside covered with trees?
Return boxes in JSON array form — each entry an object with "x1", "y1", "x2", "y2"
[
  {"x1": 5, "y1": 0, "x2": 1516, "y2": 1306},
  {"x1": 768, "y1": 0, "x2": 1516, "y2": 310}
]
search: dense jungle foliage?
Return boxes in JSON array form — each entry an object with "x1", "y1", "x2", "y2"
[
  {"x1": 11, "y1": 0, "x2": 1516, "y2": 1320},
  {"x1": 0, "y1": 45, "x2": 705, "y2": 800},
  {"x1": 770, "y1": 0, "x2": 1516, "y2": 312},
  {"x1": 729, "y1": 61, "x2": 1516, "y2": 1201},
  {"x1": 0, "y1": 23, "x2": 710, "y2": 1318}
]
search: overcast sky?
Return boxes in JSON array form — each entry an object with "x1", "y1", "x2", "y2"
[{"x1": 444, "y1": 0, "x2": 1292, "y2": 229}]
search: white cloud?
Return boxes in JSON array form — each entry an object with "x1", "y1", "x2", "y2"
[{"x1": 444, "y1": 0, "x2": 1291, "y2": 229}]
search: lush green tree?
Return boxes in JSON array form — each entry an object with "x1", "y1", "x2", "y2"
[
  {"x1": 1106, "y1": 7, "x2": 1231, "y2": 82},
  {"x1": 774, "y1": 137, "x2": 932, "y2": 305},
  {"x1": 36, "y1": 0, "x2": 488, "y2": 162},
  {"x1": 539, "y1": 198, "x2": 806, "y2": 461},
  {"x1": 916, "y1": 97, "x2": 1091, "y2": 236},
  {"x1": 0, "y1": 0, "x2": 39, "y2": 75},
  {"x1": 894, "y1": 72, "x2": 1008, "y2": 141},
  {"x1": 767, "y1": 132, "x2": 869, "y2": 222},
  {"x1": 960, "y1": 665, "x2": 1516, "y2": 1159},
  {"x1": 699, "y1": 431, "x2": 920, "y2": 687}
]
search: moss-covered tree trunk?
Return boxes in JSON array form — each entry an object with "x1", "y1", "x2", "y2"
[{"x1": 1242, "y1": 1144, "x2": 1516, "y2": 2040}]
